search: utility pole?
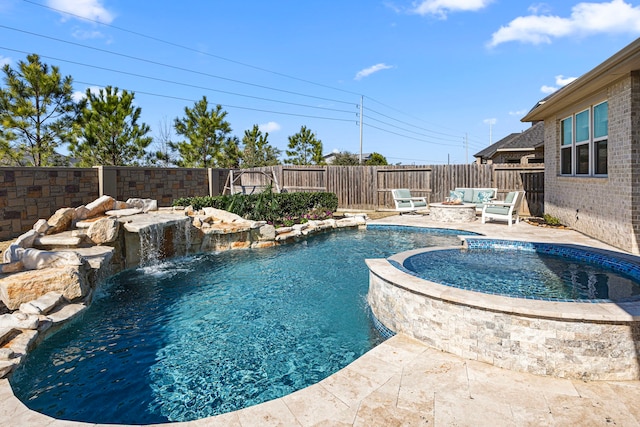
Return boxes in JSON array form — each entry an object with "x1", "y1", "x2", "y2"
[
  {"x1": 465, "y1": 133, "x2": 469, "y2": 164},
  {"x1": 359, "y1": 95, "x2": 364, "y2": 164}
]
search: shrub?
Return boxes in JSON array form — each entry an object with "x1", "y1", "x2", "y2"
[
  {"x1": 173, "y1": 187, "x2": 338, "y2": 225},
  {"x1": 543, "y1": 214, "x2": 562, "y2": 226}
]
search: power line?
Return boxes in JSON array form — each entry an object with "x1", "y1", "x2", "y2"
[
  {"x1": 0, "y1": 46, "x2": 357, "y2": 115},
  {"x1": 21, "y1": 0, "x2": 364, "y2": 98},
  {"x1": 73, "y1": 80, "x2": 356, "y2": 123},
  {"x1": 0, "y1": 25, "x2": 356, "y2": 106},
  {"x1": 365, "y1": 95, "x2": 486, "y2": 145}
]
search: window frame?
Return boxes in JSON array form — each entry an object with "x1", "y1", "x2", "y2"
[{"x1": 559, "y1": 101, "x2": 608, "y2": 177}]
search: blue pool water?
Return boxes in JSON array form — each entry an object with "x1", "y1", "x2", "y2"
[
  {"x1": 401, "y1": 246, "x2": 640, "y2": 301},
  {"x1": 10, "y1": 226, "x2": 473, "y2": 424}
]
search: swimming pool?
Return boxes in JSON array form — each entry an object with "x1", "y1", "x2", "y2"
[{"x1": 10, "y1": 226, "x2": 474, "y2": 424}]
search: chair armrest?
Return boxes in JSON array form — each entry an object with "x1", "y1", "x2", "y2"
[{"x1": 484, "y1": 201, "x2": 513, "y2": 206}]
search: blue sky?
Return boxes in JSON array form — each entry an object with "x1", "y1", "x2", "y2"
[{"x1": 2, "y1": 0, "x2": 640, "y2": 165}]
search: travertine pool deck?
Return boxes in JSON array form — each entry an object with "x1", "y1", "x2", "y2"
[{"x1": 2, "y1": 215, "x2": 640, "y2": 426}]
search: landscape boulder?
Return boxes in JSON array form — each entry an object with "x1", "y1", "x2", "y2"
[
  {"x1": 126, "y1": 198, "x2": 158, "y2": 213},
  {"x1": 18, "y1": 248, "x2": 86, "y2": 271},
  {"x1": 0, "y1": 265, "x2": 89, "y2": 310},
  {"x1": 32, "y1": 219, "x2": 50, "y2": 234},
  {"x1": 87, "y1": 217, "x2": 120, "y2": 245},
  {"x1": 46, "y1": 207, "x2": 75, "y2": 234},
  {"x1": 202, "y1": 207, "x2": 245, "y2": 223},
  {"x1": 85, "y1": 195, "x2": 116, "y2": 218}
]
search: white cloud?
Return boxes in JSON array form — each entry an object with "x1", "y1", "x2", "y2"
[
  {"x1": 72, "y1": 86, "x2": 102, "y2": 103},
  {"x1": 411, "y1": 0, "x2": 493, "y2": 18},
  {"x1": 483, "y1": 118, "x2": 497, "y2": 125},
  {"x1": 259, "y1": 121, "x2": 281, "y2": 133},
  {"x1": 354, "y1": 63, "x2": 394, "y2": 80},
  {"x1": 509, "y1": 109, "x2": 527, "y2": 116},
  {"x1": 540, "y1": 74, "x2": 577, "y2": 94},
  {"x1": 0, "y1": 56, "x2": 11, "y2": 67},
  {"x1": 47, "y1": 0, "x2": 115, "y2": 24},
  {"x1": 488, "y1": 0, "x2": 640, "y2": 47}
]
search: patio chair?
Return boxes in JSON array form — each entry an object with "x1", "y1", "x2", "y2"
[
  {"x1": 481, "y1": 191, "x2": 524, "y2": 226},
  {"x1": 391, "y1": 189, "x2": 427, "y2": 215}
]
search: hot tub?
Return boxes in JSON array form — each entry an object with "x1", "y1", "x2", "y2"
[{"x1": 366, "y1": 238, "x2": 640, "y2": 380}]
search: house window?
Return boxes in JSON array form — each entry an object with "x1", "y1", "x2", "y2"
[{"x1": 559, "y1": 101, "x2": 608, "y2": 176}]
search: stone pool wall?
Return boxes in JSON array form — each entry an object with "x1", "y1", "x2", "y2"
[{"x1": 367, "y1": 259, "x2": 640, "y2": 381}]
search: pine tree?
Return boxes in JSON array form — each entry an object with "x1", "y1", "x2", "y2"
[
  {"x1": 70, "y1": 86, "x2": 152, "y2": 166},
  {"x1": 171, "y1": 97, "x2": 238, "y2": 168},
  {"x1": 0, "y1": 54, "x2": 78, "y2": 166},
  {"x1": 241, "y1": 125, "x2": 281, "y2": 168},
  {"x1": 285, "y1": 126, "x2": 323, "y2": 165}
]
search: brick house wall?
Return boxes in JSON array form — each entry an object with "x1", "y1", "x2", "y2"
[{"x1": 543, "y1": 72, "x2": 640, "y2": 254}]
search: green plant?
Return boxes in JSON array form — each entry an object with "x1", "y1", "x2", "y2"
[
  {"x1": 173, "y1": 190, "x2": 338, "y2": 224},
  {"x1": 543, "y1": 214, "x2": 562, "y2": 226}
]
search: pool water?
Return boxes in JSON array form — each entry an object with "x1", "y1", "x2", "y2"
[
  {"x1": 402, "y1": 248, "x2": 640, "y2": 301},
  {"x1": 10, "y1": 226, "x2": 472, "y2": 424}
]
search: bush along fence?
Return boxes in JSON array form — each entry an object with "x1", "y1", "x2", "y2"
[{"x1": 0, "y1": 164, "x2": 543, "y2": 240}]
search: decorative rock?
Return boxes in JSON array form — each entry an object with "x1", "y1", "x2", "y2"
[
  {"x1": 126, "y1": 198, "x2": 158, "y2": 213},
  {"x1": 34, "y1": 233, "x2": 84, "y2": 248},
  {"x1": 2, "y1": 245, "x2": 20, "y2": 263},
  {"x1": 32, "y1": 218, "x2": 50, "y2": 234},
  {"x1": 0, "y1": 261, "x2": 23, "y2": 274},
  {"x1": 0, "y1": 360, "x2": 14, "y2": 378},
  {"x1": 115, "y1": 200, "x2": 131, "y2": 210},
  {"x1": 85, "y1": 195, "x2": 116, "y2": 218},
  {"x1": 87, "y1": 217, "x2": 120, "y2": 244},
  {"x1": 17, "y1": 248, "x2": 86, "y2": 270},
  {"x1": 105, "y1": 208, "x2": 143, "y2": 217},
  {"x1": 19, "y1": 302, "x2": 42, "y2": 315},
  {"x1": 14, "y1": 229, "x2": 38, "y2": 249},
  {"x1": 8, "y1": 329, "x2": 38, "y2": 355},
  {"x1": 0, "y1": 327, "x2": 14, "y2": 346},
  {"x1": 275, "y1": 226, "x2": 293, "y2": 235},
  {"x1": 193, "y1": 217, "x2": 203, "y2": 228},
  {"x1": 46, "y1": 303, "x2": 86, "y2": 324},
  {"x1": 0, "y1": 348, "x2": 14, "y2": 360},
  {"x1": 292, "y1": 223, "x2": 308, "y2": 232},
  {"x1": 0, "y1": 265, "x2": 88, "y2": 310},
  {"x1": 19, "y1": 292, "x2": 63, "y2": 315},
  {"x1": 46, "y1": 207, "x2": 75, "y2": 234},
  {"x1": 257, "y1": 224, "x2": 276, "y2": 241},
  {"x1": 74, "y1": 205, "x2": 89, "y2": 221},
  {"x1": 0, "y1": 312, "x2": 39, "y2": 330},
  {"x1": 202, "y1": 207, "x2": 245, "y2": 223}
]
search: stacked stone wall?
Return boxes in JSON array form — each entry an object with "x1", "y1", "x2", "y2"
[
  {"x1": 0, "y1": 168, "x2": 98, "y2": 240},
  {"x1": 112, "y1": 167, "x2": 209, "y2": 206}
]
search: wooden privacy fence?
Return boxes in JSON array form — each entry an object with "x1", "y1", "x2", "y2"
[{"x1": 235, "y1": 164, "x2": 544, "y2": 216}]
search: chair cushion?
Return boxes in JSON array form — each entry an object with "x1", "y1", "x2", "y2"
[
  {"x1": 476, "y1": 190, "x2": 494, "y2": 204},
  {"x1": 449, "y1": 190, "x2": 464, "y2": 202},
  {"x1": 504, "y1": 192, "x2": 517, "y2": 203},
  {"x1": 484, "y1": 205, "x2": 511, "y2": 215},
  {"x1": 394, "y1": 189, "x2": 412, "y2": 199}
]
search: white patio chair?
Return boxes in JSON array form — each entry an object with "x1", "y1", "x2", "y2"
[
  {"x1": 391, "y1": 189, "x2": 427, "y2": 215},
  {"x1": 481, "y1": 191, "x2": 525, "y2": 226}
]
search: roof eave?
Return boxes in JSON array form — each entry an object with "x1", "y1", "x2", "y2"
[{"x1": 522, "y1": 37, "x2": 640, "y2": 122}]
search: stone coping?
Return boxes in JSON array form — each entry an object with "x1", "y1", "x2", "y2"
[{"x1": 367, "y1": 257, "x2": 640, "y2": 323}]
